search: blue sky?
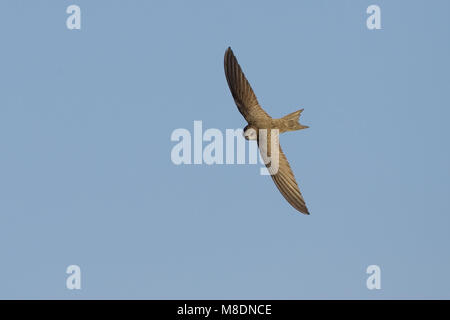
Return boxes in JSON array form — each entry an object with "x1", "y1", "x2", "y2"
[{"x1": 0, "y1": 0, "x2": 449, "y2": 299}]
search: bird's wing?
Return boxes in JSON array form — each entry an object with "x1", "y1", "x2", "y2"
[
  {"x1": 224, "y1": 47, "x2": 271, "y2": 123},
  {"x1": 258, "y1": 131, "x2": 309, "y2": 214}
]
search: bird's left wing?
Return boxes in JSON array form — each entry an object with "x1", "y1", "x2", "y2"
[{"x1": 224, "y1": 47, "x2": 271, "y2": 123}]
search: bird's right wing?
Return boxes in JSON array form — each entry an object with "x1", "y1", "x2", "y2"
[
  {"x1": 258, "y1": 131, "x2": 310, "y2": 214},
  {"x1": 224, "y1": 47, "x2": 271, "y2": 123}
]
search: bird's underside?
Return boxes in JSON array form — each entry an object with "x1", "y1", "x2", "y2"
[{"x1": 224, "y1": 47, "x2": 310, "y2": 215}]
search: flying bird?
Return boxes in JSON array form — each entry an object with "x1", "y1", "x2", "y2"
[{"x1": 224, "y1": 47, "x2": 310, "y2": 214}]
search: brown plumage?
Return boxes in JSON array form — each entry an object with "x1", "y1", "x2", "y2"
[{"x1": 224, "y1": 47, "x2": 310, "y2": 214}]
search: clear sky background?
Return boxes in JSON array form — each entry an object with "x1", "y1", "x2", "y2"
[{"x1": 0, "y1": 0, "x2": 449, "y2": 299}]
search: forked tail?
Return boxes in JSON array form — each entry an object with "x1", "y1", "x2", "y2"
[{"x1": 280, "y1": 108, "x2": 309, "y2": 132}]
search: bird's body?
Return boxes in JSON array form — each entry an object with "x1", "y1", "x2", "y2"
[{"x1": 224, "y1": 47, "x2": 310, "y2": 215}]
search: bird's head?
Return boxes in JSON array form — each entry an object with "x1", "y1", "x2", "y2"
[{"x1": 243, "y1": 125, "x2": 258, "y2": 141}]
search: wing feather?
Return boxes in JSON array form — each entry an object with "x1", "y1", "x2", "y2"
[
  {"x1": 258, "y1": 131, "x2": 309, "y2": 214},
  {"x1": 224, "y1": 47, "x2": 271, "y2": 123}
]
